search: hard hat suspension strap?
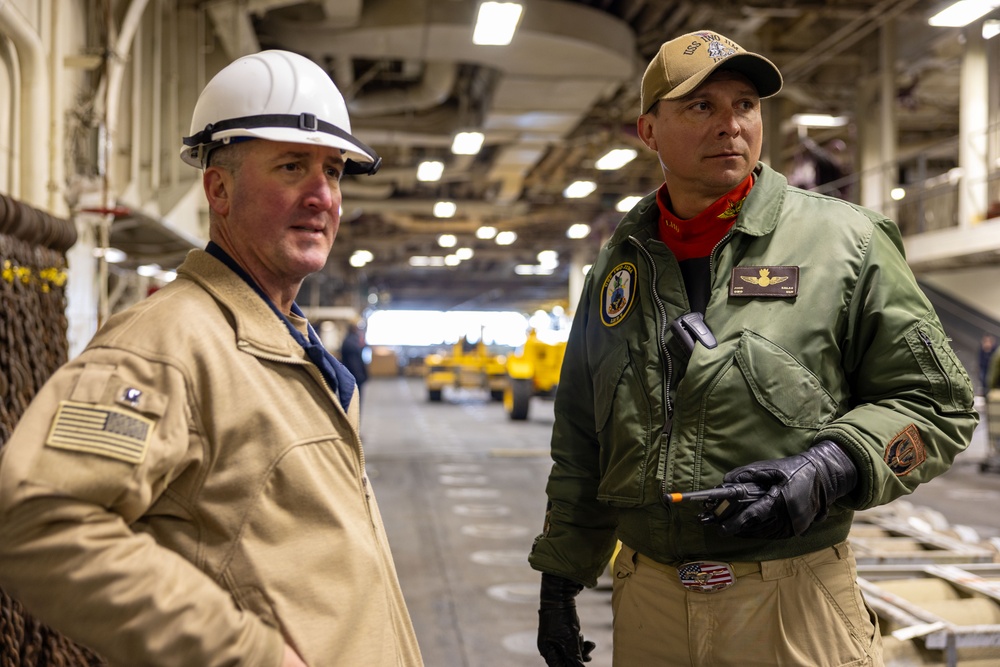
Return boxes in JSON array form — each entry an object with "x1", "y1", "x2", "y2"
[{"x1": 183, "y1": 112, "x2": 381, "y2": 175}]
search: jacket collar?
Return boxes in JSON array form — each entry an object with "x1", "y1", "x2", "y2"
[
  {"x1": 176, "y1": 249, "x2": 303, "y2": 359},
  {"x1": 608, "y1": 163, "x2": 787, "y2": 248}
]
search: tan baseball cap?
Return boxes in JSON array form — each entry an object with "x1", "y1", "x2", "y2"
[{"x1": 640, "y1": 30, "x2": 783, "y2": 114}]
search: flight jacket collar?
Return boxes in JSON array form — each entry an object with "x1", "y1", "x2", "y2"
[{"x1": 608, "y1": 163, "x2": 786, "y2": 249}]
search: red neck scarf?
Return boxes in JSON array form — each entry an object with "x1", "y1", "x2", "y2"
[{"x1": 657, "y1": 174, "x2": 754, "y2": 262}]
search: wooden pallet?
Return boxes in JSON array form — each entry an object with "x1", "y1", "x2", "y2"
[
  {"x1": 858, "y1": 563, "x2": 1000, "y2": 667},
  {"x1": 850, "y1": 508, "x2": 998, "y2": 566}
]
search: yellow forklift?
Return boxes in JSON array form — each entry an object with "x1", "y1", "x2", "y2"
[
  {"x1": 503, "y1": 329, "x2": 567, "y2": 420},
  {"x1": 423, "y1": 336, "x2": 507, "y2": 402}
]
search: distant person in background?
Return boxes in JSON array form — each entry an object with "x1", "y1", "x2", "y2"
[
  {"x1": 790, "y1": 136, "x2": 850, "y2": 199},
  {"x1": 987, "y1": 201, "x2": 1000, "y2": 220},
  {"x1": 979, "y1": 334, "x2": 997, "y2": 394},
  {"x1": 985, "y1": 335, "x2": 1000, "y2": 392},
  {"x1": 341, "y1": 321, "x2": 369, "y2": 402}
]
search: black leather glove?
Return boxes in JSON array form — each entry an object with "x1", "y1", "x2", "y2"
[
  {"x1": 719, "y1": 440, "x2": 857, "y2": 539},
  {"x1": 537, "y1": 573, "x2": 596, "y2": 666}
]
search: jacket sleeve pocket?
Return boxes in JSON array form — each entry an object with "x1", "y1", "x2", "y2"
[
  {"x1": 904, "y1": 315, "x2": 974, "y2": 414},
  {"x1": 735, "y1": 330, "x2": 839, "y2": 429}
]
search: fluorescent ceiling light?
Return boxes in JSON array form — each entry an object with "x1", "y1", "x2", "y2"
[
  {"x1": 433, "y1": 201, "x2": 457, "y2": 218},
  {"x1": 595, "y1": 148, "x2": 638, "y2": 170},
  {"x1": 791, "y1": 113, "x2": 849, "y2": 128},
  {"x1": 93, "y1": 246, "x2": 128, "y2": 263},
  {"x1": 409, "y1": 256, "x2": 447, "y2": 267},
  {"x1": 563, "y1": 180, "x2": 597, "y2": 198},
  {"x1": 455, "y1": 247, "x2": 474, "y2": 260},
  {"x1": 616, "y1": 195, "x2": 642, "y2": 212},
  {"x1": 537, "y1": 250, "x2": 559, "y2": 269},
  {"x1": 473, "y1": 2, "x2": 524, "y2": 45},
  {"x1": 891, "y1": 187, "x2": 907, "y2": 201},
  {"x1": 438, "y1": 233, "x2": 458, "y2": 248},
  {"x1": 929, "y1": 0, "x2": 1000, "y2": 27},
  {"x1": 350, "y1": 249, "x2": 374, "y2": 267},
  {"x1": 495, "y1": 230, "x2": 517, "y2": 245},
  {"x1": 417, "y1": 160, "x2": 444, "y2": 182},
  {"x1": 451, "y1": 131, "x2": 485, "y2": 155},
  {"x1": 515, "y1": 264, "x2": 554, "y2": 275},
  {"x1": 476, "y1": 225, "x2": 497, "y2": 239},
  {"x1": 984, "y1": 18, "x2": 1000, "y2": 37},
  {"x1": 566, "y1": 223, "x2": 591, "y2": 239},
  {"x1": 137, "y1": 264, "x2": 160, "y2": 277}
]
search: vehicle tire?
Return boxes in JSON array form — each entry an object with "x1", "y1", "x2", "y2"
[
  {"x1": 429, "y1": 388, "x2": 442, "y2": 402},
  {"x1": 507, "y1": 379, "x2": 531, "y2": 420}
]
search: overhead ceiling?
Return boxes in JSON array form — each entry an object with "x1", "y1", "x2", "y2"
[{"x1": 225, "y1": 0, "x2": 970, "y2": 313}]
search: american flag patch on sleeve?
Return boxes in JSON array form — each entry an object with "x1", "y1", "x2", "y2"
[{"x1": 45, "y1": 400, "x2": 154, "y2": 465}]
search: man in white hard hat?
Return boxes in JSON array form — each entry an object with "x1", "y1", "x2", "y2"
[{"x1": 0, "y1": 50, "x2": 422, "y2": 666}]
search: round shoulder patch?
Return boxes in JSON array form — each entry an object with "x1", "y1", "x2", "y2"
[{"x1": 600, "y1": 262, "x2": 637, "y2": 327}]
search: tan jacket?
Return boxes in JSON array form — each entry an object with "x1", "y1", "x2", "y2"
[{"x1": 0, "y1": 250, "x2": 423, "y2": 667}]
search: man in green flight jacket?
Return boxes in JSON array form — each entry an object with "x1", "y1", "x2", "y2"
[{"x1": 530, "y1": 29, "x2": 977, "y2": 667}]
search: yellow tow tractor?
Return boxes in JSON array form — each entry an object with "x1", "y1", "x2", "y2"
[
  {"x1": 424, "y1": 336, "x2": 507, "y2": 403},
  {"x1": 503, "y1": 329, "x2": 567, "y2": 420}
]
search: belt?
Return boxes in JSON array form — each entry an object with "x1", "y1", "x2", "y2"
[{"x1": 635, "y1": 551, "x2": 760, "y2": 593}]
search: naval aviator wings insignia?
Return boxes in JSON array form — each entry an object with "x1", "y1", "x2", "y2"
[{"x1": 730, "y1": 266, "x2": 798, "y2": 298}]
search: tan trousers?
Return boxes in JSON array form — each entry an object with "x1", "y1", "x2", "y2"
[{"x1": 611, "y1": 541, "x2": 884, "y2": 667}]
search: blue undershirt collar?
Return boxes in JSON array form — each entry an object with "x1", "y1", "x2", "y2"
[{"x1": 205, "y1": 241, "x2": 355, "y2": 410}]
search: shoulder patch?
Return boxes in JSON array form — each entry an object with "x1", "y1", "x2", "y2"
[
  {"x1": 601, "y1": 262, "x2": 637, "y2": 327},
  {"x1": 884, "y1": 424, "x2": 927, "y2": 476},
  {"x1": 45, "y1": 400, "x2": 154, "y2": 465}
]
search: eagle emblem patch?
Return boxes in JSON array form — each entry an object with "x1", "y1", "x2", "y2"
[{"x1": 601, "y1": 262, "x2": 637, "y2": 327}]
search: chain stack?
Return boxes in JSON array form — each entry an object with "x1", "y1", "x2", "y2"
[{"x1": 0, "y1": 193, "x2": 106, "y2": 666}]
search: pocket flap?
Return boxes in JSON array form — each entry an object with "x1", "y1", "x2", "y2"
[{"x1": 735, "y1": 330, "x2": 837, "y2": 429}]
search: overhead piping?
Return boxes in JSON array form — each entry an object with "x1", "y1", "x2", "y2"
[
  {"x1": 0, "y1": 0, "x2": 49, "y2": 208},
  {"x1": 781, "y1": 0, "x2": 923, "y2": 83}
]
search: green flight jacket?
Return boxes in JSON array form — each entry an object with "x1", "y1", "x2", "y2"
[{"x1": 529, "y1": 163, "x2": 978, "y2": 587}]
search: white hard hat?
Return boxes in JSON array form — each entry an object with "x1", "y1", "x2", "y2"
[{"x1": 180, "y1": 50, "x2": 381, "y2": 175}]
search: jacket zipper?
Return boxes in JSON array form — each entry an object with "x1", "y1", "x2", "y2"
[
  {"x1": 628, "y1": 236, "x2": 673, "y2": 496},
  {"x1": 708, "y1": 230, "x2": 734, "y2": 279},
  {"x1": 917, "y1": 329, "x2": 953, "y2": 402}
]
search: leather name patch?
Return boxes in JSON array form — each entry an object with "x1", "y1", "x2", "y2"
[
  {"x1": 884, "y1": 424, "x2": 927, "y2": 476},
  {"x1": 729, "y1": 266, "x2": 798, "y2": 297}
]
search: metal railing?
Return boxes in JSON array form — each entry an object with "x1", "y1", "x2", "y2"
[{"x1": 803, "y1": 123, "x2": 1000, "y2": 236}]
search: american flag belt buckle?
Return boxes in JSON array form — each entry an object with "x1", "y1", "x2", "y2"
[{"x1": 677, "y1": 560, "x2": 736, "y2": 593}]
